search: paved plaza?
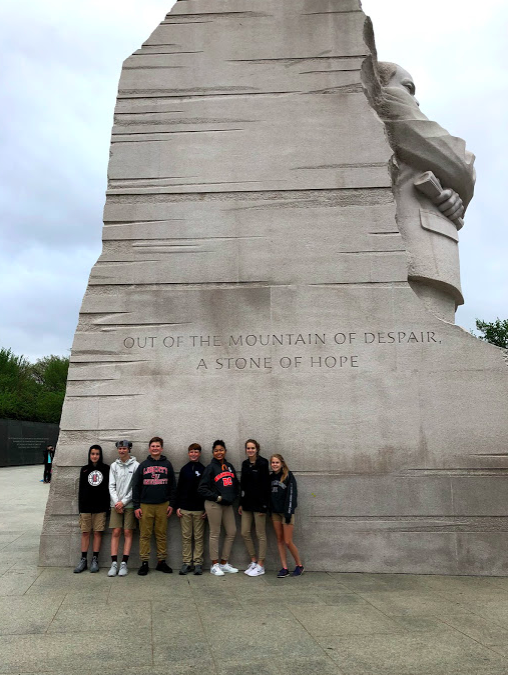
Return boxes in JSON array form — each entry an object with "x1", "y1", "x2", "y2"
[{"x1": 1, "y1": 465, "x2": 508, "y2": 674}]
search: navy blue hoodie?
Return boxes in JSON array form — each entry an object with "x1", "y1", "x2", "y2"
[
  {"x1": 132, "y1": 454, "x2": 176, "y2": 510},
  {"x1": 175, "y1": 460, "x2": 206, "y2": 511},
  {"x1": 270, "y1": 470, "x2": 297, "y2": 521}
]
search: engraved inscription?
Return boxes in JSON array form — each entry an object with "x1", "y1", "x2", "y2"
[{"x1": 121, "y1": 329, "x2": 442, "y2": 372}]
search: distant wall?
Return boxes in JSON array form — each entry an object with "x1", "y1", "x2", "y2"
[{"x1": 0, "y1": 419, "x2": 59, "y2": 467}]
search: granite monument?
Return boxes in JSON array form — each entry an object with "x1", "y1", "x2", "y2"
[{"x1": 41, "y1": 0, "x2": 508, "y2": 575}]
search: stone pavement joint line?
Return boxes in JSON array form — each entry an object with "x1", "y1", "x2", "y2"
[{"x1": 2, "y1": 466, "x2": 508, "y2": 674}]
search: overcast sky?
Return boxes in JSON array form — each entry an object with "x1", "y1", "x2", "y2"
[{"x1": 2, "y1": 0, "x2": 507, "y2": 361}]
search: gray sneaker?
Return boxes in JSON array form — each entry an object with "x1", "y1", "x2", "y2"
[
  {"x1": 118, "y1": 562, "x2": 128, "y2": 577},
  {"x1": 73, "y1": 557, "x2": 87, "y2": 574},
  {"x1": 179, "y1": 563, "x2": 192, "y2": 575},
  {"x1": 107, "y1": 561, "x2": 118, "y2": 577},
  {"x1": 193, "y1": 564, "x2": 203, "y2": 576},
  {"x1": 90, "y1": 557, "x2": 99, "y2": 573}
]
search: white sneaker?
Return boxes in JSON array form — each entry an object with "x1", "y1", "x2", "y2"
[
  {"x1": 244, "y1": 562, "x2": 257, "y2": 575},
  {"x1": 247, "y1": 564, "x2": 265, "y2": 577},
  {"x1": 107, "y1": 561, "x2": 118, "y2": 577},
  {"x1": 220, "y1": 562, "x2": 238, "y2": 574},
  {"x1": 118, "y1": 561, "x2": 128, "y2": 577},
  {"x1": 211, "y1": 563, "x2": 225, "y2": 576}
]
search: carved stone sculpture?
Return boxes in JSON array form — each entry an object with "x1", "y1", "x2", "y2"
[
  {"x1": 372, "y1": 62, "x2": 476, "y2": 321},
  {"x1": 40, "y1": 0, "x2": 508, "y2": 576}
]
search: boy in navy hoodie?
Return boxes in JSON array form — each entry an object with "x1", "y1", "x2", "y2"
[
  {"x1": 132, "y1": 436, "x2": 176, "y2": 575},
  {"x1": 74, "y1": 445, "x2": 110, "y2": 573},
  {"x1": 176, "y1": 443, "x2": 206, "y2": 576}
]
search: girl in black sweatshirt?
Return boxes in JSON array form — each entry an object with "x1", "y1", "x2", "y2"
[
  {"x1": 239, "y1": 439, "x2": 270, "y2": 577},
  {"x1": 198, "y1": 440, "x2": 240, "y2": 576},
  {"x1": 270, "y1": 454, "x2": 304, "y2": 578}
]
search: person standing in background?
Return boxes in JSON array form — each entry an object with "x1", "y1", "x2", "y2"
[{"x1": 42, "y1": 445, "x2": 54, "y2": 483}]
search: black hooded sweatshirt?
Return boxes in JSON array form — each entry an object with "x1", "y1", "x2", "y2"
[
  {"x1": 240, "y1": 455, "x2": 271, "y2": 513},
  {"x1": 198, "y1": 457, "x2": 240, "y2": 506},
  {"x1": 78, "y1": 447, "x2": 110, "y2": 513},
  {"x1": 132, "y1": 454, "x2": 176, "y2": 510}
]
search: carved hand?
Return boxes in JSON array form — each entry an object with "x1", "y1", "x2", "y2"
[
  {"x1": 433, "y1": 189, "x2": 465, "y2": 221},
  {"x1": 414, "y1": 171, "x2": 465, "y2": 228}
]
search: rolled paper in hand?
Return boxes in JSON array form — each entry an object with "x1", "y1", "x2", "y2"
[{"x1": 414, "y1": 171, "x2": 464, "y2": 229}]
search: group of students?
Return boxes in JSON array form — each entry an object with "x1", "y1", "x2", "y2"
[{"x1": 74, "y1": 436, "x2": 304, "y2": 578}]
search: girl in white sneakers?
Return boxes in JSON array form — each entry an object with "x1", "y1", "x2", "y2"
[
  {"x1": 198, "y1": 440, "x2": 240, "y2": 576},
  {"x1": 239, "y1": 439, "x2": 270, "y2": 577}
]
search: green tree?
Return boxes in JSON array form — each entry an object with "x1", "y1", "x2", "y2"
[
  {"x1": 32, "y1": 355, "x2": 69, "y2": 423},
  {"x1": 0, "y1": 348, "x2": 69, "y2": 423},
  {"x1": 475, "y1": 318, "x2": 508, "y2": 350},
  {"x1": 32, "y1": 355, "x2": 69, "y2": 392},
  {"x1": 0, "y1": 348, "x2": 38, "y2": 420}
]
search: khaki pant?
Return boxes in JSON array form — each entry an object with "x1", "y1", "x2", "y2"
[
  {"x1": 204, "y1": 500, "x2": 236, "y2": 562},
  {"x1": 241, "y1": 510, "x2": 267, "y2": 560},
  {"x1": 139, "y1": 502, "x2": 169, "y2": 561},
  {"x1": 180, "y1": 509, "x2": 205, "y2": 565}
]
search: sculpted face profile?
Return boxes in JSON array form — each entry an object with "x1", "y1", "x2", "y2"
[{"x1": 374, "y1": 61, "x2": 476, "y2": 322}]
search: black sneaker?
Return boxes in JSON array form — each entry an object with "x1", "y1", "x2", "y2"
[
  {"x1": 193, "y1": 564, "x2": 203, "y2": 576},
  {"x1": 73, "y1": 557, "x2": 87, "y2": 574},
  {"x1": 277, "y1": 567, "x2": 290, "y2": 578},
  {"x1": 292, "y1": 565, "x2": 305, "y2": 577},
  {"x1": 137, "y1": 561, "x2": 149, "y2": 576},
  {"x1": 156, "y1": 560, "x2": 173, "y2": 573},
  {"x1": 179, "y1": 563, "x2": 191, "y2": 575}
]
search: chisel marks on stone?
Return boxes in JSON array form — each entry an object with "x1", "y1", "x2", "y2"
[
  {"x1": 118, "y1": 86, "x2": 259, "y2": 98},
  {"x1": 228, "y1": 56, "x2": 365, "y2": 66},
  {"x1": 294, "y1": 162, "x2": 387, "y2": 170},
  {"x1": 163, "y1": 12, "x2": 270, "y2": 24},
  {"x1": 308, "y1": 83, "x2": 364, "y2": 94},
  {"x1": 301, "y1": 10, "x2": 362, "y2": 15},
  {"x1": 107, "y1": 188, "x2": 394, "y2": 206}
]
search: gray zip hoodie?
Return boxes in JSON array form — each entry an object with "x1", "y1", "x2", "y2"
[{"x1": 109, "y1": 456, "x2": 139, "y2": 508}]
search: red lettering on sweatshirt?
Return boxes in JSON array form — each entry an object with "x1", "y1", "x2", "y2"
[
  {"x1": 143, "y1": 466, "x2": 168, "y2": 476},
  {"x1": 142, "y1": 465, "x2": 168, "y2": 486},
  {"x1": 214, "y1": 471, "x2": 235, "y2": 485}
]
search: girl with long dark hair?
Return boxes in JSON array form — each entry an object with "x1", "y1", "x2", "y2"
[{"x1": 239, "y1": 439, "x2": 270, "y2": 577}]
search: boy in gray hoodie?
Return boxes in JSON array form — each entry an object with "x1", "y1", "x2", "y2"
[{"x1": 108, "y1": 440, "x2": 139, "y2": 576}]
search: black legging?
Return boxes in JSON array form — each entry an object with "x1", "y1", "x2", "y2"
[{"x1": 43, "y1": 463, "x2": 52, "y2": 482}]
